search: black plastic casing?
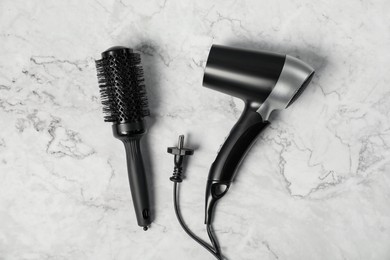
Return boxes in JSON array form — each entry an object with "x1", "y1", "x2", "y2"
[
  {"x1": 203, "y1": 45, "x2": 285, "y2": 103},
  {"x1": 203, "y1": 45, "x2": 286, "y2": 224},
  {"x1": 112, "y1": 123, "x2": 151, "y2": 228}
]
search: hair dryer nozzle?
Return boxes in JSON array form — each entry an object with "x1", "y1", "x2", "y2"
[{"x1": 256, "y1": 55, "x2": 314, "y2": 121}]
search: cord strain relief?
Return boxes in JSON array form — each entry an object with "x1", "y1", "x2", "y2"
[{"x1": 170, "y1": 166, "x2": 183, "y2": 182}]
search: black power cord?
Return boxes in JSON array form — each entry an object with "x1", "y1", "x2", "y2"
[
  {"x1": 168, "y1": 135, "x2": 223, "y2": 260},
  {"x1": 207, "y1": 224, "x2": 221, "y2": 257}
]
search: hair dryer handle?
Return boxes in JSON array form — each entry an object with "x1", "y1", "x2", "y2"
[{"x1": 205, "y1": 105, "x2": 269, "y2": 224}]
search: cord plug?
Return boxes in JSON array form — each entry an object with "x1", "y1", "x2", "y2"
[{"x1": 167, "y1": 135, "x2": 194, "y2": 182}]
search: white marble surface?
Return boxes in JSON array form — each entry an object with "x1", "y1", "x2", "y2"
[{"x1": 1, "y1": 0, "x2": 390, "y2": 259}]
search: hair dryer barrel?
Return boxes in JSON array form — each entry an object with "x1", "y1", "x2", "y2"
[{"x1": 203, "y1": 45, "x2": 286, "y2": 105}]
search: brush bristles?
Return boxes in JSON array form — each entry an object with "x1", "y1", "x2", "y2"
[{"x1": 95, "y1": 50, "x2": 149, "y2": 123}]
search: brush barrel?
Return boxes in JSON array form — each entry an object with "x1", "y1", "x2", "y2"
[
  {"x1": 205, "y1": 105, "x2": 269, "y2": 224},
  {"x1": 112, "y1": 123, "x2": 151, "y2": 228}
]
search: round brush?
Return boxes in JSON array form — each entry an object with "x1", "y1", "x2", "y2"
[{"x1": 95, "y1": 46, "x2": 151, "y2": 230}]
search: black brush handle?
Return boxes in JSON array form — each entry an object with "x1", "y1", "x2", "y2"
[
  {"x1": 123, "y1": 138, "x2": 151, "y2": 228},
  {"x1": 205, "y1": 103, "x2": 269, "y2": 224}
]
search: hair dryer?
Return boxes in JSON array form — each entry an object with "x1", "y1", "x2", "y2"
[{"x1": 203, "y1": 45, "x2": 315, "y2": 224}]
